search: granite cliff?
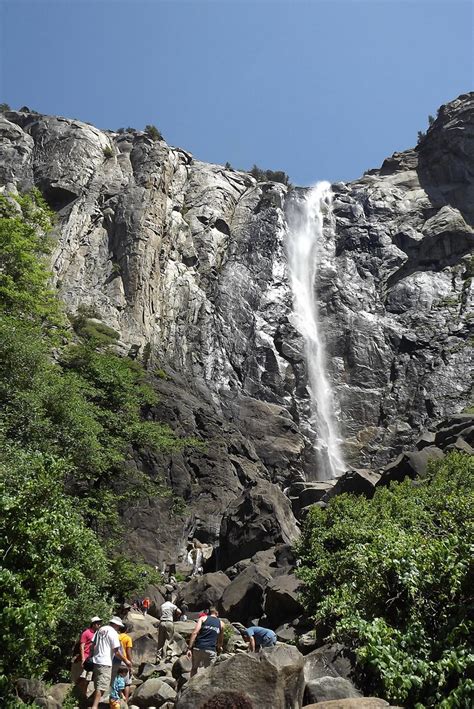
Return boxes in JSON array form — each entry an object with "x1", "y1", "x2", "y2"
[{"x1": 0, "y1": 94, "x2": 472, "y2": 567}]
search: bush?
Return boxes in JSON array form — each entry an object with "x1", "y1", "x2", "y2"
[
  {"x1": 145, "y1": 124, "x2": 163, "y2": 141},
  {"x1": 0, "y1": 102, "x2": 11, "y2": 112},
  {"x1": 249, "y1": 164, "x2": 289, "y2": 185},
  {"x1": 297, "y1": 453, "x2": 474, "y2": 707},
  {"x1": 103, "y1": 145, "x2": 114, "y2": 159},
  {"x1": 0, "y1": 189, "x2": 197, "y2": 697}
]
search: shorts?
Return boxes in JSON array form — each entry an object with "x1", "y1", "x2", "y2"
[
  {"x1": 93, "y1": 663, "x2": 112, "y2": 692},
  {"x1": 259, "y1": 632, "x2": 277, "y2": 648},
  {"x1": 70, "y1": 661, "x2": 93, "y2": 683},
  {"x1": 192, "y1": 647, "x2": 216, "y2": 674}
]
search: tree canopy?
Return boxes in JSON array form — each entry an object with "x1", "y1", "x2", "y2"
[{"x1": 297, "y1": 453, "x2": 474, "y2": 707}]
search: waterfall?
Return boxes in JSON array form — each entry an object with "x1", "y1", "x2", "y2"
[{"x1": 287, "y1": 181, "x2": 346, "y2": 480}]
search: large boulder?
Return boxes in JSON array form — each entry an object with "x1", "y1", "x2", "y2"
[
  {"x1": 219, "y1": 563, "x2": 273, "y2": 623},
  {"x1": 131, "y1": 677, "x2": 177, "y2": 707},
  {"x1": 303, "y1": 700, "x2": 391, "y2": 709},
  {"x1": 15, "y1": 679, "x2": 48, "y2": 703},
  {"x1": 176, "y1": 645, "x2": 305, "y2": 709},
  {"x1": 264, "y1": 573, "x2": 304, "y2": 626},
  {"x1": 378, "y1": 446, "x2": 444, "y2": 486},
  {"x1": 304, "y1": 677, "x2": 361, "y2": 704},
  {"x1": 324, "y1": 470, "x2": 381, "y2": 501},
  {"x1": 132, "y1": 632, "x2": 159, "y2": 666},
  {"x1": 219, "y1": 483, "x2": 299, "y2": 568},
  {"x1": 179, "y1": 572, "x2": 231, "y2": 611},
  {"x1": 304, "y1": 644, "x2": 355, "y2": 683}
]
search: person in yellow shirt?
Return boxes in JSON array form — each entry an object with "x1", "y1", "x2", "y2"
[{"x1": 111, "y1": 623, "x2": 133, "y2": 700}]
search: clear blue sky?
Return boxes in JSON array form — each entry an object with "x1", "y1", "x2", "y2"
[{"x1": 1, "y1": 0, "x2": 472, "y2": 185}]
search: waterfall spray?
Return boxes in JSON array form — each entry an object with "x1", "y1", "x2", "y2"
[{"x1": 287, "y1": 182, "x2": 345, "y2": 480}]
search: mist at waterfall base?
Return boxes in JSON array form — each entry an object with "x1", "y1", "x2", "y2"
[{"x1": 287, "y1": 182, "x2": 346, "y2": 481}]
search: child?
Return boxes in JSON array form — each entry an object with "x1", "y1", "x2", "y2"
[{"x1": 109, "y1": 665, "x2": 128, "y2": 709}]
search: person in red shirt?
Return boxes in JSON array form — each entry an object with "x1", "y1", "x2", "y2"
[
  {"x1": 142, "y1": 597, "x2": 150, "y2": 615},
  {"x1": 71, "y1": 616, "x2": 102, "y2": 698}
]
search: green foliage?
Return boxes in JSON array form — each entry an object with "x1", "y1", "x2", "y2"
[
  {"x1": 222, "y1": 623, "x2": 235, "y2": 651},
  {"x1": 0, "y1": 445, "x2": 112, "y2": 691},
  {"x1": 0, "y1": 190, "x2": 61, "y2": 325},
  {"x1": 145, "y1": 124, "x2": 163, "y2": 141},
  {"x1": 0, "y1": 190, "x2": 199, "y2": 697},
  {"x1": 249, "y1": 164, "x2": 289, "y2": 185},
  {"x1": 297, "y1": 453, "x2": 474, "y2": 707},
  {"x1": 428, "y1": 114, "x2": 435, "y2": 126},
  {"x1": 417, "y1": 130, "x2": 426, "y2": 143},
  {"x1": 103, "y1": 145, "x2": 114, "y2": 159},
  {"x1": 0, "y1": 102, "x2": 10, "y2": 112}
]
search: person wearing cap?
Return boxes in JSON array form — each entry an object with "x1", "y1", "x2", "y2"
[
  {"x1": 90, "y1": 616, "x2": 131, "y2": 709},
  {"x1": 71, "y1": 616, "x2": 102, "y2": 698}
]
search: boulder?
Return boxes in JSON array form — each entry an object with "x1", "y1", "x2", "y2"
[
  {"x1": 304, "y1": 676, "x2": 361, "y2": 704},
  {"x1": 47, "y1": 683, "x2": 72, "y2": 704},
  {"x1": 324, "y1": 470, "x2": 381, "y2": 501},
  {"x1": 297, "y1": 631, "x2": 320, "y2": 655},
  {"x1": 219, "y1": 483, "x2": 299, "y2": 568},
  {"x1": 176, "y1": 645, "x2": 305, "y2": 709},
  {"x1": 15, "y1": 678, "x2": 48, "y2": 703},
  {"x1": 173, "y1": 619, "x2": 198, "y2": 639},
  {"x1": 220, "y1": 563, "x2": 273, "y2": 623},
  {"x1": 378, "y1": 446, "x2": 444, "y2": 486},
  {"x1": 131, "y1": 677, "x2": 177, "y2": 707},
  {"x1": 304, "y1": 644, "x2": 355, "y2": 683},
  {"x1": 264, "y1": 573, "x2": 304, "y2": 625},
  {"x1": 132, "y1": 632, "x2": 159, "y2": 666},
  {"x1": 303, "y1": 700, "x2": 390, "y2": 709},
  {"x1": 179, "y1": 572, "x2": 231, "y2": 611},
  {"x1": 125, "y1": 610, "x2": 160, "y2": 635},
  {"x1": 142, "y1": 584, "x2": 165, "y2": 618}
]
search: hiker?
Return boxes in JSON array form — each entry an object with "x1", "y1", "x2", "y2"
[
  {"x1": 90, "y1": 616, "x2": 131, "y2": 709},
  {"x1": 111, "y1": 622, "x2": 133, "y2": 701},
  {"x1": 187, "y1": 607, "x2": 224, "y2": 676},
  {"x1": 157, "y1": 593, "x2": 181, "y2": 659},
  {"x1": 71, "y1": 616, "x2": 102, "y2": 698},
  {"x1": 241, "y1": 626, "x2": 277, "y2": 652},
  {"x1": 109, "y1": 665, "x2": 128, "y2": 709},
  {"x1": 142, "y1": 597, "x2": 150, "y2": 615}
]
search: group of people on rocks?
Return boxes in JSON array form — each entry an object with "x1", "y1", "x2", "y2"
[
  {"x1": 157, "y1": 596, "x2": 277, "y2": 677},
  {"x1": 71, "y1": 615, "x2": 133, "y2": 708},
  {"x1": 72, "y1": 590, "x2": 277, "y2": 706}
]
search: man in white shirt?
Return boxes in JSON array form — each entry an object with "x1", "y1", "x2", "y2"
[
  {"x1": 157, "y1": 593, "x2": 181, "y2": 659},
  {"x1": 90, "y1": 616, "x2": 131, "y2": 709}
]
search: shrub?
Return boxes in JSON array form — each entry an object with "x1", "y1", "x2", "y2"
[
  {"x1": 0, "y1": 102, "x2": 10, "y2": 112},
  {"x1": 103, "y1": 145, "x2": 114, "y2": 159},
  {"x1": 145, "y1": 124, "x2": 163, "y2": 141},
  {"x1": 297, "y1": 453, "x2": 474, "y2": 707},
  {"x1": 249, "y1": 164, "x2": 289, "y2": 185}
]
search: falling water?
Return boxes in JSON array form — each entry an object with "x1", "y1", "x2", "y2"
[{"x1": 287, "y1": 182, "x2": 346, "y2": 480}]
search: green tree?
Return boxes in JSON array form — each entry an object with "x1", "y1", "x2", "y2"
[
  {"x1": 145, "y1": 124, "x2": 163, "y2": 141},
  {"x1": 297, "y1": 453, "x2": 474, "y2": 707}
]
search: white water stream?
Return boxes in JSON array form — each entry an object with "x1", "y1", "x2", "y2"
[{"x1": 287, "y1": 182, "x2": 346, "y2": 480}]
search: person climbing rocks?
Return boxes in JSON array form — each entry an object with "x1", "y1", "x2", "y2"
[
  {"x1": 90, "y1": 616, "x2": 131, "y2": 709},
  {"x1": 157, "y1": 593, "x2": 181, "y2": 659},
  {"x1": 241, "y1": 626, "x2": 277, "y2": 652},
  {"x1": 109, "y1": 665, "x2": 128, "y2": 709},
  {"x1": 70, "y1": 616, "x2": 102, "y2": 699},
  {"x1": 187, "y1": 607, "x2": 224, "y2": 676},
  {"x1": 111, "y1": 622, "x2": 133, "y2": 701},
  {"x1": 142, "y1": 596, "x2": 150, "y2": 615}
]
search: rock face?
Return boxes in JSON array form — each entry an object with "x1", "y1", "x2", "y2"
[
  {"x1": 175, "y1": 645, "x2": 305, "y2": 709},
  {"x1": 0, "y1": 93, "x2": 472, "y2": 564}
]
